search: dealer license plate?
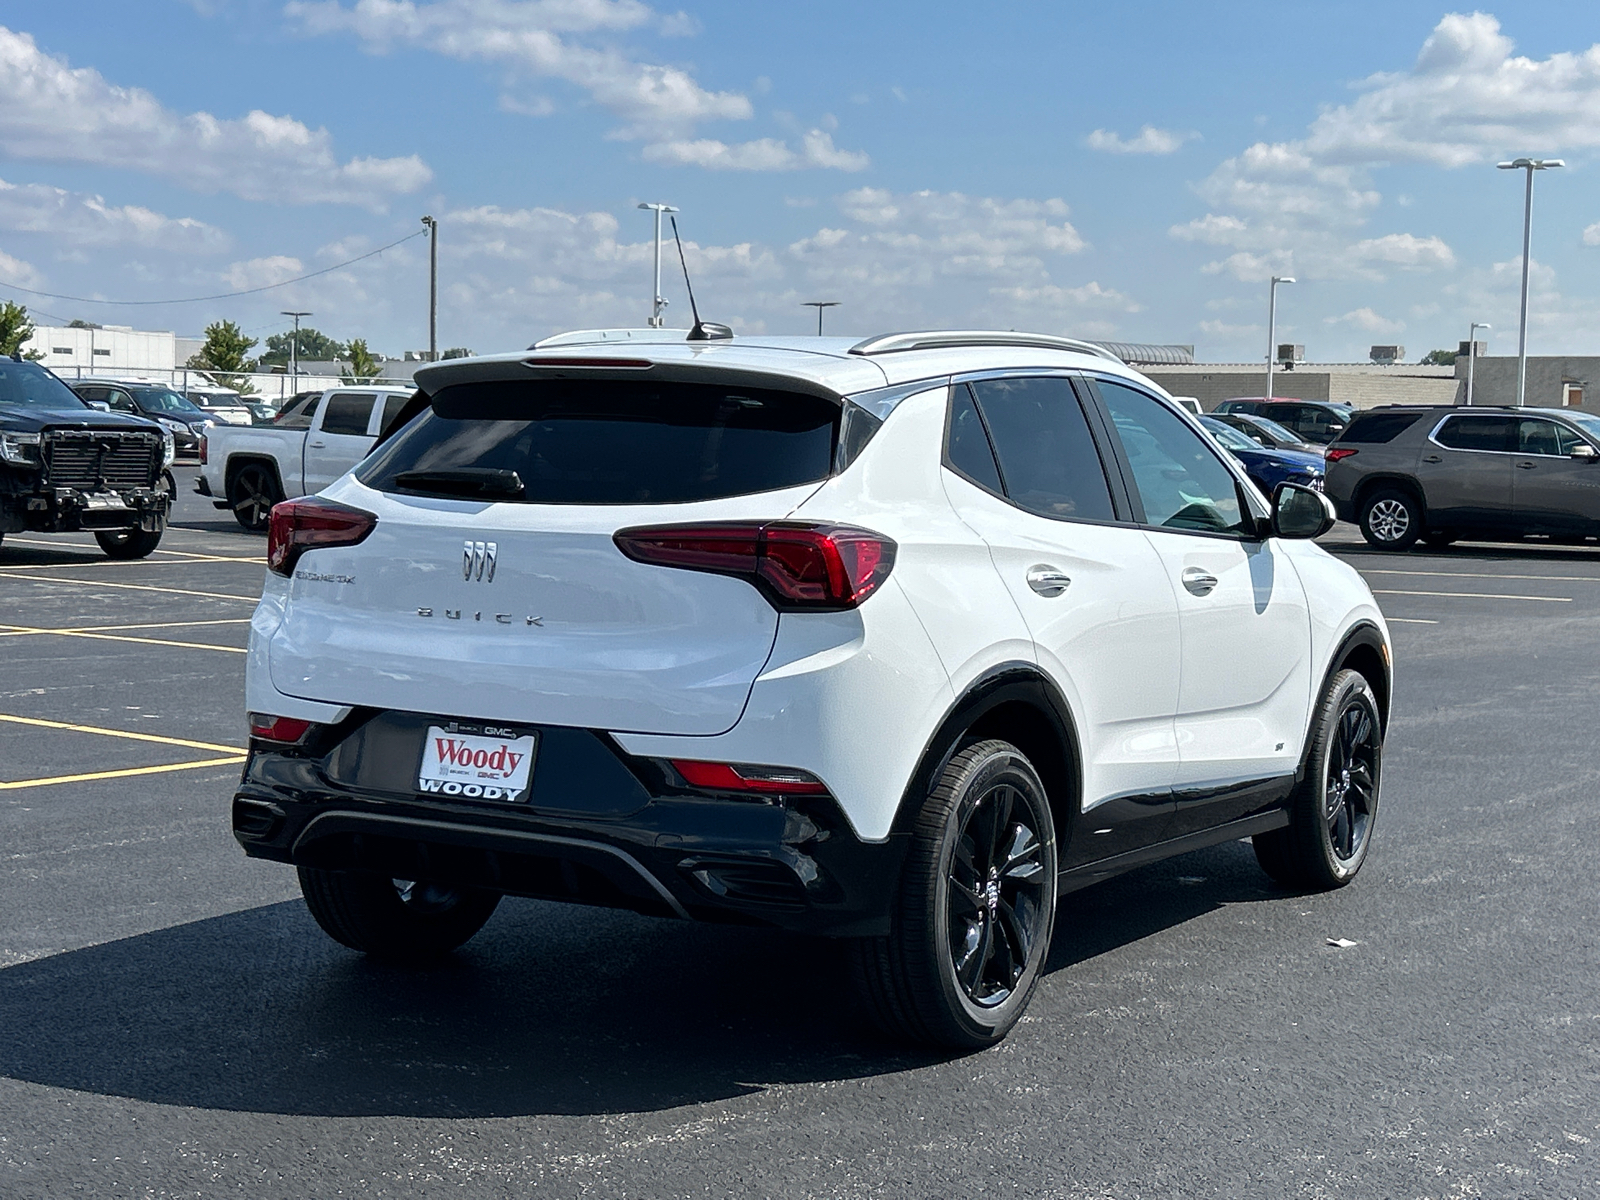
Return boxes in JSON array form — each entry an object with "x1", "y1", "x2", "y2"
[
  {"x1": 417, "y1": 725, "x2": 537, "y2": 802},
  {"x1": 83, "y1": 493, "x2": 129, "y2": 510}
]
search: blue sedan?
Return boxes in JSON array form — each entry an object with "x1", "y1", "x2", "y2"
[{"x1": 1199, "y1": 415, "x2": 1325, "y2": 496}]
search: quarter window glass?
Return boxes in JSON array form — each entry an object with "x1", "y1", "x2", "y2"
[
  {"x1": 969, "y1": 377, "x2": 1114, "y2": 522},
  {"x1": 380, "y1": 393, "x2": 410, "y2": 433},
  {"x1": 945, "y1": 384, "x2": 1003, "y2": 495},
  {"x1": 1436, "y1": 416, "x2": 1515, "y2": 452},
  {"x1": 276, "y1": 395, "x2": 321, "y2": 430},
  {"x1": 321, "y1": 393, "x2": 376, "y2": 436},
  {"x1": 1098, "y1": 380, "x2": 1252, "y2": 536}
]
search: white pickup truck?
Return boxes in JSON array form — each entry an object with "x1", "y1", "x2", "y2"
[{"x1": 197, "y1": 385, "x2": 413, "y2": 530}]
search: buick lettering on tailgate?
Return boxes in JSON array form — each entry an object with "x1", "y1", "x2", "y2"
[{"x1": 418, "y1": 725, "x2": 537, "y2": 801}]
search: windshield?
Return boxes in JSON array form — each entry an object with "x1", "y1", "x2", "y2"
[
  {"x1": 1247, "y1": 416, "x2": 1300, "y2": 443},
  {"x1": 131, "y1": 387, "x2": 203, "y2": 415},
  {"x1": 1201, "y1": 418, "x2": 1258, "y2": 452},
  {"x1": 1560, "y1": 412, "x2": 1600, "y2": 442},
  {"x1": 0, "y1": 361, "x2": 91, "y2": 410}
]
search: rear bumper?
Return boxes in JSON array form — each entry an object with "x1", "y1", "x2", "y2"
[{"x1": 231, "y1": 714, "x2": 908, "y2": 937}]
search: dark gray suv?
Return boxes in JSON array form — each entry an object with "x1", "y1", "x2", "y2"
[{"x1": 1325, "y1": 406, "x2": 1600, "y2": 549}]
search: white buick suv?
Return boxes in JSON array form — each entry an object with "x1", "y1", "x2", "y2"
[{"x1": 234, "y1": 329, "x2": 1391, "y2": 1048}]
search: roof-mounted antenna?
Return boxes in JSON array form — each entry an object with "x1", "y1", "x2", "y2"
[{"x1": 670, "y1": 215, "x2": 733, "y2": 342}]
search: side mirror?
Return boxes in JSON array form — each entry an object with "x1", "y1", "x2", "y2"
[
  {"x1": 1571, "y1": 444, "x2": 1598, "y2": 461},
  {"x1": 1271, "y1": 483, "x2": 1337, "y2": 539},
  {"x1": 85, "y1": 400, "x2": 111, "y2": 412}
]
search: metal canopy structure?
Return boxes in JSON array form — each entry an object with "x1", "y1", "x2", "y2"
[{"x1": 1096, "y1": 342, "x2": 1196, "y2": 366}]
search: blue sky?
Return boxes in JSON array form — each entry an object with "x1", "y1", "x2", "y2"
[{"x1": 2, "y1": 1, "x2": 1600, "y2": 362}]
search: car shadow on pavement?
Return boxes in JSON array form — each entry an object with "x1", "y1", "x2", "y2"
[
  {"x1": 1327, "y1": 539, "x2": 1600, "y2": 566},
  {"x1": 0, "y1": 842, "x2": 1285, "y2": 1120}
]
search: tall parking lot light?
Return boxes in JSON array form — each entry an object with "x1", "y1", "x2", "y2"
[
  {"x1": 638, "y1": 203, "x2": 678, "y2": 327},
  {"x1": 1466, "y1": 321, "x2": 1490, "y2": 406},
  {"x1": 1497, "y1": 158, "x2": 1563, "y2": 406},
  {"x1": 282, "y1": 310, "x2": 311, "y2": 400},
  {"x1": 1266, "y1": 276, "x2": 1295, "y2": 399}
]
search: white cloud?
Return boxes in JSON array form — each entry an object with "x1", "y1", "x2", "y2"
[
  {"x1": 0, "y1": 248, "x2": 41, "y2": 288},
  {"x1": 1086, "y1": 125, "x2": 1195, "y2": 155},
  {"x1": 0, "y1": 177, "x2": 228, "y2": 252},
  {"x1": 1584, "y1": 222, "x2": 1600, "y2": 247},
  {"x1": 1350, "y1": 232, "x2": 1455, "y2": 269},
  {"x1": 0, "y1": 27, "x2": 429, "y2": 207},
  {"x1": 1305, "y1": 13, "x2": 1600, "y2": 167},
  {"x1": 1325, "y1": 307, "x2": 1406, "y2": 335},
  {"x1": 224, "y1": 256, "x2": 306, "y2": 289},
  {"x1": 287, "y1": 0, "x2": 751, "y2": 134},
  {"x1": 1199, "y1": 319, "x2": 1261, "y2": 337},
  {"x1": 641, "y1": 129, "x2": 867, "y2": 171}
]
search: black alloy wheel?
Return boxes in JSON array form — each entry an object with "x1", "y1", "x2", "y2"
[
  {"x1": 1359, "y1": 488, "x2": 1423, "y2": 550},
  {"x1": 1254, "y1": 669, "x2": 1382, "y2": 889},
  {"x1": 298, "y1": 866, "x2": 501, "y2": 960},
  {"x1": 852, "y1": 739, "x2": 1057, "y2": 1048},
  {"x1": 228, "y1": 462, "x2": 281, "y2": 532}
]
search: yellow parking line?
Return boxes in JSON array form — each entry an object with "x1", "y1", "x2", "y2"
[
  {"x1": 0, "y1": 624, "x2": 246, "y2": 654},
  {"x1": 0, "y1": 536, "x2": 262, "y2": 563},
  {"x1": 1362, "y1": 568, "x2": 1600, "y2": 583},
  {"x1": 0, "y1": 756, "x2": 246, "y2": 791},
  {"x1": 0, "y1": 556, "x2": 263, "y2": 570},
  {"x1": 0, "y1": 573, "x2": 257, "y2": 602},
  {"x1": 0, "y1": 712, "x2": 243, "y2": 755},
  {"x1": 1371, "y1": 588, "x2": 1571, "y2": 603},
  {"x1": 1387, "y1": 617, "x2": 1439, "y2": 624},
  {"x1": 0, "y1": 618, "x2": 251, "y2": 637}
]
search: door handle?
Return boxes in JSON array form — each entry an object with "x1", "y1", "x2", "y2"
[
  {"x1": 1516, "y1": 460, "x2": 1537, "y2": 469},
  {"x1": 308, "y1": 440, "x2": 326, "y2": 448},
  {"x1": 1025, "y1": 566, "x2": 1072, "y2": 597},
  {"x1": 1180, "y1": 566, "x2": 1219, "y2": 597},
  {"x1": 1421, "y1": 454, "x2": 1442, "y2": 463}
]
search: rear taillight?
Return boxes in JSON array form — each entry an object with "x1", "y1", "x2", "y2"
[
  {"x1": 1325, "y1": 447, "x2": 1359, "y2": 462},
  {"x1": 198, "y1": 433, "x2": 207, "y2": 465},
  {"x1": 248, "y1": 713, "x2": 314, "y2": 744},
  {"x1": 614, "y1": 521, "x2": 896, "y2": 610},
  {"x1": 267, "y1": 497, "x2": 377, "y2": 576},
  {"x1": 670, "y1": 759, "x2": 830, "y2": 796}
]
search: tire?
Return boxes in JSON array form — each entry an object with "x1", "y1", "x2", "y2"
[
  {"x1": 851, "y1": 739, "x2": 1058, "y2": 1049},
  {"x1": 1359, "y1": 487, "x2": 1422, "y2": 550},
  {"x1": 1421, "y1": 530, "x2": 1458, "y2": 548},
  {"x1": 1253, "y1": 669, "x2": 1382, "y2": 890},
  {"x1": 228, "y1": 461, "x2": 281, "y2": 532},
  {"x1": 95, "y1": 527, "x2": 164, "y2": 559},
  {"x1": 298, "y1": 867, "x2": 501, "y2": 961}
]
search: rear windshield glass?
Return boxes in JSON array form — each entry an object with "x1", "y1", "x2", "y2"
[
  {"x1": 1338, "y1": 412, "x2": 1424, "y2": 444},
  {"x1": 357, "y1": 380, "x2": 839, "y2": 505}
]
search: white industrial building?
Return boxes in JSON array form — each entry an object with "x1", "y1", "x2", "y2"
[{"x1": 23, "y1": 325, "x2": 184, "y2": 378}]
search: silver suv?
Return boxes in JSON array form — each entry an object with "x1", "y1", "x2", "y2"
[{"x1": 1325, "y1": 406, "x2": 1600, "y2": 549}]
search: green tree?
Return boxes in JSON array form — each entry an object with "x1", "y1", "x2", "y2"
[
  {"x1": 187, "y1": 319, "x2": 259, "y2": 394},
  {"x1": 0, "y1": 301, "x2": 40, "y2": 359},
  {"x1": 1420, "y1": 348, "x2": 1459, "y2": 366},
  {"x1": 258, "y1": 326, "x2": 345, "y2": 365},
  {"x1": 342, "y1": 337, "x2": 381, "y2": 383}
]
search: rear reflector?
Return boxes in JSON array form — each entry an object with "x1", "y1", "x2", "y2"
[
  {"x1": 198, "y1": 433, "x2": 207, "y2": 465},
  {"x1": 614, "y1": 521, "x2": 896, "y2": 610},
  {"x1": 671, "y1": 759, "x2": 830, "y2": 796},
  {"x1": 1325, "y1": 447, "x2": 1359, "y2": 462},
  {"x1": 267, "y1": 496, "x2": 377, "y2": 576},
  {"x1": 248, "y1": 713, "x2": 313, "y2": 744}
]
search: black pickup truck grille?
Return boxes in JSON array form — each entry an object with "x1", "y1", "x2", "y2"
[{"x1": 42, "y1": 431, "x2": 162, "y2": 491}]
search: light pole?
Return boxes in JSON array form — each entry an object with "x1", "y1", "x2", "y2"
[
  {"x1": 1497, "y1": 158, "x2": 1563, "y2": 406},
  {"x1": 803, "y1": 301, "x2": 840, "y2": 336},
  {"x1": 1265, "y1": 275, "x2": 1295, "y2": 399},
  {"x1": 637, "y1": 202, "x2": 678, "y2": 327},
  {"x1": 282, "y1": 311, "x2": 311, "y2": 401},
  {"x1": 1466, "y1": 321, "x2": 1490, "y2": 406},
  {"x1": 420, "y1": 216, "x2": 438, "y2": 361}
]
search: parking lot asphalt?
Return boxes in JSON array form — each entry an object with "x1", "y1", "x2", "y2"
[{"x1": 3, "y1": 465, "x2": 1599, "y2": 1199}]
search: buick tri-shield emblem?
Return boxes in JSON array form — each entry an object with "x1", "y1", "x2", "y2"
[{"x1": 463, "y1": 540, "x2": 497, "y2": 582}]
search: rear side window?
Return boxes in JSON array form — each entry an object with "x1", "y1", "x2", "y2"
[
  {"x1": 357, "y1": 380, "x2": 839, "y2": 505},
  {"x1": 945, "y1": 384, "x2": 1004, "y2": 494},
  {"x1": 321, "y1": 393, "x2": 375, "y2": 436},
  {"x1": 379, "y1": 393, "x2": 411, "y2": 432},
  {"x1": 276, "y1": 395, "x2": 321, "y2": 430},
  {"x1": 1339, "y1": 412, "x2": 1424, "y2": 444},
  {"x1": 969, "y1": 377, "x2": 1115, "y2": 522},
  {"x1": 1436, "y1": 415, "x2": 1515, "y2": 452}
]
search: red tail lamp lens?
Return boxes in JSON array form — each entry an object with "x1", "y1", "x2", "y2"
[
  {"x1": 1325, "y1": 447, "x2": 1359, "y2": 462},
  {"x1": 671, "y1": 759, "x2": 830, "y2": 796},
  {"x1": 615, "y1": 521, "x2": 895, "y2": 610},
  {"x1": 267, "y1": 497, "x2": 377, "y2": 576},
  {"x1": 248, "y1": 713, "x2": 313, "y2": 743},
  {"x1": 198, "y1": 434, "x2": 207, "y2": 465}
]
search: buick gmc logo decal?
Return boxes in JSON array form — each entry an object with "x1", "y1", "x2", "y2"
[{"x1": 464, "y1": 540, "x2": 497, "y2": 582}]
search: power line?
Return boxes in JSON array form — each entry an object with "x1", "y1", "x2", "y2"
[{"x1": 0, "y1": 228, "x2": 427, "y2": 308}]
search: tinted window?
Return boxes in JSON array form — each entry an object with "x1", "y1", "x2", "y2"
[
  {"x1": 945, "y1": 384, "x2": 1003, "y2": 494},
  {"x1": 130, "y1": 387, "x2": 202, "y2": 415},
  {"x1": 1294, "y1": 406, "x2": 1348, "y2": 442},
  {"x1": 1518, "y1": 418, "x2": 1585, "y2": 456},
  {"x1": 1340, "y1": 412, "x2": 1424, "y2": 444},
  {"x1": 1098, "y1": 380, "x2": 1252, "y2": 536},
  {"x1": 969, "y1": 377, "x2": 1114, "y2": 522},
  {"x1": 1436, "y1": 415, "x2": 1515, "y2": 452},
  {"x1": 358, "y1": 380, "x2": 838, "y2": 505},
  {"x1": 380, "y1": 393, "x2": 411, "y2": 432},
  {"x1": 0, "y1": 361, "x2": 91, "y2": 409},
  {"x1": 321, "y1": 393, "x2": 375, "y2": 436},
  {"x1": 276, "y1": 395, "x2": 322, "y2": 430},
  {"x1": 1199, "y1": 417, "x2": 1258, "y2": 452}
]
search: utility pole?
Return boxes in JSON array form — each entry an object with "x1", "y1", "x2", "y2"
[
  {"x1": 282, "y1": 311, "x2": 311, "y2": 400},
  {"x1": 1497, "y1": 158, "x2": 1563, "y2": 406},
  {"x1": 1265, "y1": 275, "x2": 1295, "y2": 399},
  {"x1": 803, "y1": 301, "x2": 840, "y2": 336},
  {"x1": 638, "y1": 202, "x2": 678, "y2": 326},
  {"x1": 1466, "y1": 321, "x2": 1490, "y2": 406},
  {"x1": 420, "y1": 216, "x2": 438, "y2": 360}
]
